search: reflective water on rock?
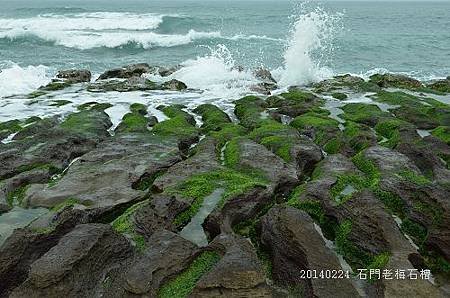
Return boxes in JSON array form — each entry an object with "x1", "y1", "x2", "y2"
[{"x1": 179, "y1": 188, "x2": 224, "y2": 247}]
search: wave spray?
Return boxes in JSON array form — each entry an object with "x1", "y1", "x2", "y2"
[{"x1": 278, "y1": 6, "x2": 342, "y2": 86}]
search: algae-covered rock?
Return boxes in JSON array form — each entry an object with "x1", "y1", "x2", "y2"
[{"x1": 369, "y1": 73, "x2": 423, "y2": 89}]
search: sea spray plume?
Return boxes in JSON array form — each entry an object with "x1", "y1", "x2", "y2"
[
  {"x1": 278, "y1": 6, "x2": 342, "y2": 87},
  {"x1": 171, "y1": 45, "x2": 258, "y2": 98}
]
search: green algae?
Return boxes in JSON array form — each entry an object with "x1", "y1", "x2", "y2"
[
  {"x1": 158, "y1": 251, "x2": 220, "y2": 298},
  {"x1": 431, "y1": 126, "x2": 450, "y2": 144},
  {"x1": 194, "y1": 104, "x2": 231, "y2": 132},
  {"x1": 171, "y1": 169, "x2": 267, "y2": 227},
  {"x1": 111, "y1": 200, "x2": 149, "y2": 251}
]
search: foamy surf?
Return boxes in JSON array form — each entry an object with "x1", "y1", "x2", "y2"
[{"x1": 0, "y1": 62, "x2": 52, "y2": 98}]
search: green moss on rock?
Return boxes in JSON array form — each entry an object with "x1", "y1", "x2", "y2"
[
  {"x1": 111, "y1": 200, "x2": 149, "y2": 251},
  {"x1": 193, "y1": 104, "x2": 231, "y2": 132},
  {"x1": 431, "y1": 126, "x2": 450, "y2": 145},
  {"x1": 158, "y1": 251, "x2": 220, "y2": 298},
  {"x1": 341, "y1": 103, "x2": 390, "y2": 126},
  {"x1": 209, "y1": 123, "x2": 248, "y2": 149},
  {"x1": 152, "y1": 116, "x2": 198, "y2": 140},
  {"x1": 171, "y1": 169, "x2": 267, "y2": 226}
]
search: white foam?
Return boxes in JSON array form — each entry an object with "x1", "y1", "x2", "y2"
[
  {"x1": 0, "y1": 62, "x2": 52, "y2": 98},
  {"x1": 0, "y1": 12, "x2": 165, "y2": 32},
  {"x1": 170, "y1": 44, "x2": 259, "y2": 99},
  {"x1": 0, "y1": 12, "x2": 222, "y2": 50},
  {"x1": 276, "y1": 7, "x2": 342, "y2": 86}
]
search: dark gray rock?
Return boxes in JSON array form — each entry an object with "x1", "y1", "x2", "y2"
[
  {"x1": 259, "y1": 206, "x2": 359, "y2": 297},
  {"x1": 97, "y1": 63, "x2": 155, "y2": 80},
  {"x1": 11, "y1": 224, "x2": 133, "y2": 297},
  {"x1": 193, "y1": 233, "x2": 271, "y2": 297},
  {"x1": 56, "y1": 69, "x2": 91, "y2": 83}
]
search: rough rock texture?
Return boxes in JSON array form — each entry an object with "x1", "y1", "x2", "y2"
[
  {"x1": 56, "y1": 69, "x2": 92, "y2": 83},
  {"x1": 123, "y1": 230, "x2": 198, "y2": 296},
  {"x1": 11, "y1": 224, "x2": 132, "y2": 297},
  {"x1": 97, "y1": 63, "x2": 155, "y2": 80},
  {"x1": 25, "y1": 134, "x2": 181, "y2": 210},
  {"x1": 192, "y1": 233, "x2": 271, "y2": 297},
  {"x1": 259, "y1": 206, "x2": 359, "y2": 297}
]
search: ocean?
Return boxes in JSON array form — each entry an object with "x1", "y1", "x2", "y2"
[{"x1": 0, "y1": 0, "x2": 449, "y2": 121}]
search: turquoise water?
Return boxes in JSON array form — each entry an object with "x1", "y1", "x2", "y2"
[{"x1": 0, "y1": 0, "x2": 449, "y2": 96}]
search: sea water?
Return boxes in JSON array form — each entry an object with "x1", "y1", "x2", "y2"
[{"x1": 0, "y1": 0, "x2": 449, "y2": 119}]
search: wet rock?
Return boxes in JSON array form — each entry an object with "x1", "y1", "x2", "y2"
[
  {"x1": 193, "y1": 104, "x2": 232, "y2": 132},
  {"x1": 97, "y1": 63, "x2": 155, "y2": 80},
  {"x1": 192, "y1": 233, "x2": 271, "y2": 297},
  {"x1": 87, "y1": 77, "x2": 160, "y2": 92},
  {"x1": 254, "y1": 68, "x2": 277, "y2": 84},
  {"x1": 25, "y1": 133, "x2": 181, "y2": 210},
  {"x1": 427, "y1": 77, "x2": 450, "y2": 93},
  {"x1": 313, "y1": 74, "x2": 379, "y2": 93},
  {"x1": 234, "y1": 95, "x2": 269, "y2": 129},
  {"x1": 266, "y1": 89, "x2": 324, "y2": 118},
  {"x1": 258, "y1": 206, "x2": 359, "y2": 297},
  {"x1": 0, "y1": 110, "x2": 112, "y2": 181},
  {"x1": 158, "y1": 65, "x2": 181, "y2": 77},
  {"x1": 11, "y1": 224, "x2": 133, "y2": 297},
  {"x1": 56, "y1": 69, "x2": 91, "y2": 83},
  {"x1": 123, "y1": 230, "x2": 197, "y2": 295},
  {"x1": 249, "y1": 82, "x2": 276, "y2": 95},
  {"x1": 161, "y1": 79, "x2": 187, "y2": 91},
  {"x1": 369, "y1": 73, "x2": 423, "y2": 89}
]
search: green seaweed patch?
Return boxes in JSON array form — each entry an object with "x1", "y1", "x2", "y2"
[
  {"x1": 193, "y1": 104, "x2": 231, "y2": 132},
  {"x1": 0, "y1": 119, "x2": 22, "y2": 137},
  {"x1": 223, "y1": 137, "x2": 241, "y2": 168},
  {"x1": 152, "y1": 115, "x2": 198, "y2": 139},
  {"x1": 260, "y1": 136, "x2": 293, "y2": 162},
  {"x1": 40, "y1": 81, "x2": 72, "y2": 91},
  {"x1": 351, "y1": 152, "x2": 381, "y2": 187},
  {"x1": 234, "y1": 95, "x2": 267, "y2": 129},
  {"x1": 209, "y1": 123, "x2": 248, "y2": 149},
  {"x1": 372, "y1": 189, "x2": 406, "y2": 218},
  {"x1": 158, "y1": 251, "x2": 220, "y2": 298},
  {"x1": 116, "y1": 112, "x2": 149, "y2": 133},
  {"x1": 171, "y1": 169, "x2": 267, "y2": 227},
  {"x1": 341, "y1": 103, "x2": 390, "y2": 126},
  {"x1": 344, "y1": 121, "x2": 376, "y2": 153},
  {"x1": 335, "y1": 220, "x2": 390, "y2": 271},
  {"x1": 396, "y1": 169, "x2": 431, "y2": 186},
  {"x1": 130, "y1": 103, "x2": 147, "y2": 115},
  {"x1": 159, "y1": 105, "x2": 195, "y2": 125},
  {"x1": 51, "y1": 198, "x2": 87, "y2": 212},
  {"x1": 280, "y1": 90, "x2": 316, "y2": 101},
  {"x1": 374, "y1": 118, "x2": 413, "y2": 148},
  {"x1": 60, "y1": 110, "x2": 111, "y2": 136},
  {"x1": 331, "y1": 92, "x2": 348, "y2": 100},
  {"x1": 323, "y1": 138, "x2": 343, "y2": 154},
  {"x1": 77, "y1": 102, "x2": 113, "y2": 111},
  {"x1": 431, "y1": 126, "x2": 450, "y2": 145},
  {"x1": 330, "y1": 175, "x2": 366, "y2": 204},
  {"x1": 111, "y1": 200, "x2": 149, "y2": 251},
  {"x1": 400, "y1": 219, "x2": 428, "y2": 246},
  {"x1": 6, "y1": 184, "x2": 30, "y2": 206},
  {"x1": 290, "y1": 112, "x2": 340, "y2": 145}
]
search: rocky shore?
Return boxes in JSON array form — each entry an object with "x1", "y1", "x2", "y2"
[{"x1": 0, "y1": 64, "x2": 449, "y2": 297}]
